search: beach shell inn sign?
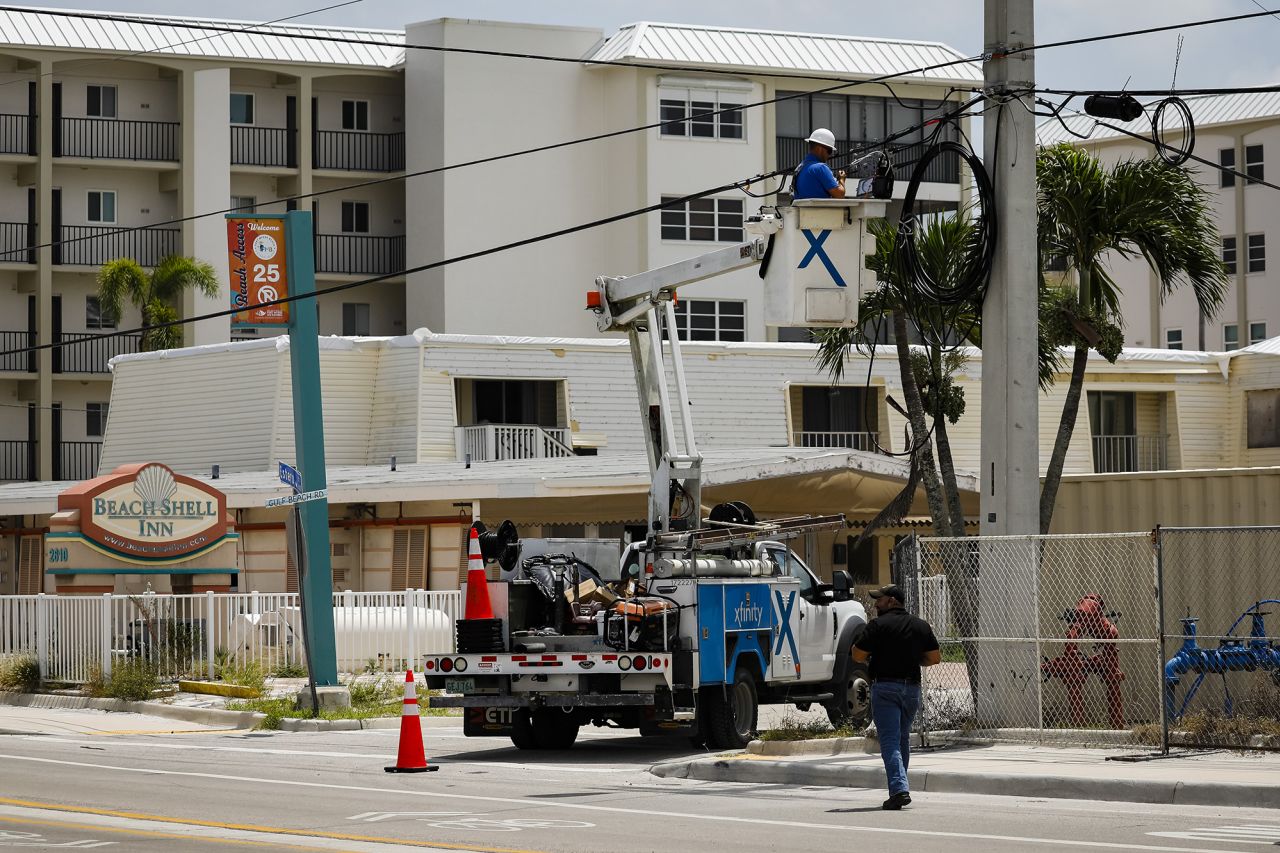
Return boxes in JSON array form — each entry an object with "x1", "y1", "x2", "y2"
[{"x1": 57, "y1": 463, "x2": 231, "y2": 562}]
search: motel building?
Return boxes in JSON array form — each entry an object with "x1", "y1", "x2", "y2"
[{"x1": 1, "y1": 328, "x2": 1280, "y2": 598}]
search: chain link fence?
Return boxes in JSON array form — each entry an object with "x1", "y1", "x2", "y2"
[
  {"x1": 1158, "y1": 527, "x2": 1280, "y2": 749},
  {"x1": 897, "y1": 532, "x2": 1163, "y2": 745}
]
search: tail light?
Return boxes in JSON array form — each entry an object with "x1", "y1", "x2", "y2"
[
  {"x1": 440, "y1": 657, "x2": 454, "y2": 673},
  {"x1": 633, "y1": 656, "x2": 647, "y2": 671},
  {"x1": 454, "y1": 657, "x2": 468, "y2": 672},
  {"x1": 618, "y1": 656, "x2": 632, "y2": 671}
]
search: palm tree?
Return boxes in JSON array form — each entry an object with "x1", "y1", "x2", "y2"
[
  {"x1": 96, "y1": 255, "x2": 219, "y2": 352},
  {"x1": 1036, "y1": 144, "x2": 1228, "y2": 533}
]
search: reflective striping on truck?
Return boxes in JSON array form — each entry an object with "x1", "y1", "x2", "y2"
[{"x1": 425, "y1": 653, "x2": 671, "y2": 676}]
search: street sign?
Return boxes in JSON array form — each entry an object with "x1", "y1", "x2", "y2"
[
  {"x1": 227, "y1": 216, "x2": 291, "y2": 326},
  {"x1": 266, "y1": 489, "x2": 328, "y2": 508},
  {"x1": 278, "y1": 460, "x2": 302, "y2": 493}
]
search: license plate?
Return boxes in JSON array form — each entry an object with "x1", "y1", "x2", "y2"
[{"x1": 445, "y1": 678, "x2": 475, "y2": 694}]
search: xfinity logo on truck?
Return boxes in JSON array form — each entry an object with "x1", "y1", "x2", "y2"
[{"x1": 733, "y1": 598, "x2": 764, "y2": 626}]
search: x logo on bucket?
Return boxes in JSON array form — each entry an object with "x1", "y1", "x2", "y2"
[
  {"x1": 798, "y1": 228, "x2": 846, "y2": 287},
  {"x1": 774, "y1": 589, "x2": 800, "y2": 674}
]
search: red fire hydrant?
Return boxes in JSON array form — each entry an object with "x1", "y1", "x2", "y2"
[{"x1": 1041, "y1": 593, "x2": 1125, "y2": 728}]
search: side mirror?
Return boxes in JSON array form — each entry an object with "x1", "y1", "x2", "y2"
[{"x1": 832, "y1": 570, "x2": 852, "y2": 603}]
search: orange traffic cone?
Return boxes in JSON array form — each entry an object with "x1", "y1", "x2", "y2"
[
  {"x1": 463, "y1": 526, "x2": 494, "y2": 620},
  {"x1": 385, "y1": 670, "x2": 437, "y2": 773}
]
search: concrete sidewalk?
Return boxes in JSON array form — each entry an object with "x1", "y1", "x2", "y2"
[{"x1": 651, "y1": 740, "x2": 1280, "y2": 809}]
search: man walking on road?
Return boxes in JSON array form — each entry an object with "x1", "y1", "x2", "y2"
[{"x1": 851, "y1": 584, "x2": 941, "y2": 810}]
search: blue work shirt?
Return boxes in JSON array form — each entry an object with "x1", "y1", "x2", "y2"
[{"x1": 794, "y1": 153, "x2": 839, "y2": 200}]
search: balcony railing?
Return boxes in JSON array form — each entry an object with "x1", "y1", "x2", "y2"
[
  {"x1": 0, "y1": 113, "x2": 33, "y2": 155},
  {"x1": 55, "y1": 332, "x2": 142, "y2": 374},
  {"x1": 231, "y1": 126, "x2": 296, "y2": 168},
  {"x1": 0, "y1": 330, "x2": 35, "y2": 372},
  {"x1": 776, "y1": 136, "x2": 960, "y2": 185},
  {"x1": 1091, "y1": 434, "x2": 1168, "y2": 474},
  {"x1": 455, "y1": 424, "x2": 573, "y2": 463},
  {"x1": 0, "y1": 221, "x2": 35, "y2": 263},
  {"x1": 793, "y1": 430, "x2": 880, "y2": 452},
  {"x1": 55, "y1": 440, "x2": 101, "y2": 481},
  {"x1": 56, "y1": 225, "x2": 180, "y2": 268},
  {"x1": 57, "y1": 117, "x2": 179, "y2": 162},
  {"x1": 315, "y1": 234, "x2": 405, "y2": 275},
  {"x1": 314, "y1": 130, "x2": 404, "y2": 172},
  {"x1": 0, "y1": 439, "x2": 35, "y2": 482}
]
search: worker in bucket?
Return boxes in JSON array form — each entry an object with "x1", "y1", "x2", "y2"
[
  {"x1": 851, "y1": 584, "x2": 941, "y2": 810},
  {"x1": 793, "y1": 127, "x2": 847, "y2": 199}
]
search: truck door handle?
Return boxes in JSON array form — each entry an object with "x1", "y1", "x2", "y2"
[{"x1": 800, "y1": 612, "x2": 806, "y2": 620}]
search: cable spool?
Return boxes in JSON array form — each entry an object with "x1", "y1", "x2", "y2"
[
  {"x1": 471, "y1": 519, "x2": 521, "y2": 573},
  {"x1": 1151, "y1": 96, "x2": 1194, "y2": 166}
]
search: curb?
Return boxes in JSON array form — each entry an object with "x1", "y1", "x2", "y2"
[
  {"x1": 0, "y1": 691, "x2": 461, "y2": 733},
  {"x1": 0, "y1": 691, "x2": 263, "y2": 730},
  {"x1": 747, "y1": 737, "x2": 869, "y2": 756},
  {"x1": 649, "y1": 756, "x2": 1280, "y2": 810}
]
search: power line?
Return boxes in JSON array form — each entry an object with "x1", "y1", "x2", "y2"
[
  {"x1": 999, "y1": 6, "x2": 1280, "y2": 57},
  {"x1": 0, "y1": 95, "x2": 991, "y2": 361}
]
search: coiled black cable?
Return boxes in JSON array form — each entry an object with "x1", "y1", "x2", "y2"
[
  {"x1": 1151, "y1": 96, "x2": 1195, "y2": 166},
  {"x1": 896, "y1": 139, "x2": 997, "y2": 310}
]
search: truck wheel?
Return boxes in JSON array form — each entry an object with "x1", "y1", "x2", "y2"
[
  {"x1": 706, "y1": 669, "x2": 758, "y2": 749},
  {"x1": 510, "y1": 709, "x2": 538, "y2": 750},
  {"x1": 532, "y1": 709, "x2": 580, "y2": 750},
  {"x1": 825, "y1": 661, "x2": 871, "y2": 727}
]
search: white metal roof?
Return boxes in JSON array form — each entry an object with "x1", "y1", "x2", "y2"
[
  {"x1": 0, "y1": 6, "x2": 405, "y2": 68},
  {"x1": 0, "y1": 447, "x2": 937, "y2": 516},
  {"x1": 1037, "y1": 91, "x2": 1280, "y2": 147},
  {"x1": 585, "y1": 21, "x2": 981, "y2": 85}
]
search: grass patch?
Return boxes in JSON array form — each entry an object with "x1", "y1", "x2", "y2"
[
  {"x1": 0, "y1": 655, "x2": 39, "y2": 692},
  {"x1": 757, "y1": 713, "x2": 861, "y2": 742},
  {"x1": 940, "y1": 644, "x2": 967, "y2": 664},
  {"x1": 85, "y1": 659, "x2": 161, "y2": 701},
  {"x1": 227, "y1": 679, "x2": 453, "y2": 730},
  {"x1": 269, "y1": 661, "x2": 307, "y2": 679}
]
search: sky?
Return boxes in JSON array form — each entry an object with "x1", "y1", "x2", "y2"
[{"x1": 9, "y1": 0, "x2": 1279, "y2": 95}]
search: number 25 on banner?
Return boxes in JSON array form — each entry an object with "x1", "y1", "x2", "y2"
[{"x1": 227, "y1": 216, "x2": 291, "y2": 326}]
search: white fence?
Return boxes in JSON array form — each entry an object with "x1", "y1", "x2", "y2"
[{"x1": 0, "y1": 589, "x2": 462, "y2": 684}]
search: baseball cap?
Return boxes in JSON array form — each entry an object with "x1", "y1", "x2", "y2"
[{"x1": 868, "y1": 584, "x2": 905, "y2": 601}]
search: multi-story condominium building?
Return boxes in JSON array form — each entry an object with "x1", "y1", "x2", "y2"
[
  {"x1": 1037, "y1": 92, "x2": 1280, "y2": 354},
  {"x1": 0, "y1": 9, "x2": 979, "y2": 486}
]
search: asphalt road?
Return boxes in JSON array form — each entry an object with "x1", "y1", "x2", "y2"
[{"x1": 1, "y1": 706, "x2": 1279, "y2": 853}]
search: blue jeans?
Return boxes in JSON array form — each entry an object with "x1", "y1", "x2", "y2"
[{"x1": 871, "y1": 681, "x2": 920, "y2": 796}]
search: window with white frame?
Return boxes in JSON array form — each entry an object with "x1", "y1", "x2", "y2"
[
  {"x1": 1165, "y1": 328, "x2": 1183, "y2": 350},
  {"x1": 87, "y1": 190, "x2": 116, "y2": 224},
  {"x1": 229, "y1": 93, "x2": 254, "y2": 125},
  {"x1": 230, "y1": 195, "x2": 255, "y2": 212},
  {"x1": 660, "y1": 196, "x2": 744, "y2": 242},
  {"x1": 86, "y1": 402, "x2": 108, "y2": 438},
  {"x1": 665, "y1": 299, "x2": 746, "y2": 342},
  {"x1": 87, "y1": 85, "x2": 117, "y2": 119},
  {"x1": 341, "y1": 100, "x2": 369, "y2": 131},
  {"x1": 1247, "y1": 143, "x2": 1264, "y2": 184},
  {"x1": 342, "y1": 302, "x2": 370, "y2": 336},
  {"x1": 659, "y1": 89, "x2": 744, "y2": 140},
  {"x1": 1224, "y1": 323, "x2": 1240, "y2": 351},
  {"x1": 341, "y1": 201, "x2": 370, "y2": 233},
  {"x1": 1249, "y1": 233, "x2": 1266, "y2": 273},
  {"x1": 1251, "y1": 321, "x2": 1268, "y2": 345},
  {"x1": 86, "y1": 296, "x2": 115, "y2": 330},
  {"x1": 1222, "y1": 236, "x2": 1237, "y2": 275}
]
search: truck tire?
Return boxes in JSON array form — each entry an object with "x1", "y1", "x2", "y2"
[
  {"x1": 510, "y1": 709, "x2": 538, "y2": 750},
  {"x1": 705, "y1": 669, "x2": 758, "y2": 749},
  {"x1": 825, "y1": 660, "x2": 871, "y2": 728},
  {"x1": 531, "y1": 709, "x2": 580, "y2": 750}
]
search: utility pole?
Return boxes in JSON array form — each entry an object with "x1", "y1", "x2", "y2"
[{"x1": 980, "y1": 0, "x2": 1039, "y2": 537}]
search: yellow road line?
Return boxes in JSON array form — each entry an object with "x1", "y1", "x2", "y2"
[
  {"x1": 0, "y1": 797, "x2": 547, "y2": 853},
  {"x1": 0, "y1": 814, "x2": 329, "y2": 850}
]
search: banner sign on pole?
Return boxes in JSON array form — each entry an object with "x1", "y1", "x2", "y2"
[{"x1": 227, "y1": 216, "x2": 290, "y2": 326}]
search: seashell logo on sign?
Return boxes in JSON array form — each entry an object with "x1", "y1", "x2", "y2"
[{"x1": 59, "y1": 463, "x2": 230, "y2": 561}]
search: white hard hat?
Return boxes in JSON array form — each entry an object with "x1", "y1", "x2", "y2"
[{"x1": 806, "y1": 128, "x2": 836, "y2": 150}]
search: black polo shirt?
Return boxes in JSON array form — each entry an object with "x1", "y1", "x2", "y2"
[{"x1": 854, "y1": 607, "x2": 940, "y2": 684}]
